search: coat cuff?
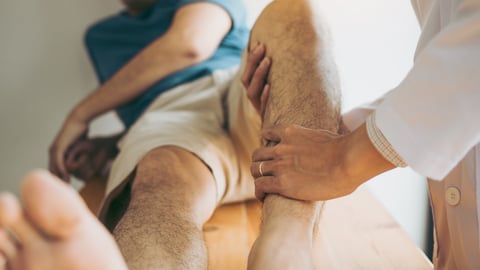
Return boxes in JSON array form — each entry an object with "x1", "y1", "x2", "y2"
[{"x1": 366, "y1": 111, "x2": 407, "y2": 168}]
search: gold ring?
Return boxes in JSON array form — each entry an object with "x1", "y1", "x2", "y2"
[{"x1": 259, "y1": 161, "x2": 264, "y2": 177}]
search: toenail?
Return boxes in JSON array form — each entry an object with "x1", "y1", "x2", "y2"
[
  {"x1": 0, "y1": 253, "x2": 6, "y2": 268},
  {"x1": 5, "y1": 229, "x2": 21, "y2": 247}
]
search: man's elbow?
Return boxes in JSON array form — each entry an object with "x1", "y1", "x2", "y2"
[{"x1": 181, "y1": 40, "x2": 217, "y2": 63}]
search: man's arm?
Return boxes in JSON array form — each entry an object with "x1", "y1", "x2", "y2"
[
  {"x1": 49, "y1": 2, "x2": 232, "y2": 181},
  {"x1": 73, "y1": 2, "x2": 232, "y2": 122}
]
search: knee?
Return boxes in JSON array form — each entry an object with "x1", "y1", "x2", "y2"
[
  {"x1": 252, "y1": 0, "x2": 314, "y2": 30},
  {"x1": 131, "y1": 146, "x2": 189, "y2": 193},
  {"x1": 130, "y1": 145, "x2": 216, "y2": 204},
  {"x1": 129, "y1": 146, "x2": 217, "y2": 224},
  {"x1": 249, "y1": 0, "x2": 322, "y2": 59}
]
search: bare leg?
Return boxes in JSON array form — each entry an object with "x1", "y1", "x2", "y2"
[
  {"x1": 247, "y1": 0, "x2": 341, "y2": 269},
  {"x1": 0, "y1": 170, "x2": 127, "y2": 270},
  {"x1": 111, "y1": 146, "x2": 217, "y2": 269}
]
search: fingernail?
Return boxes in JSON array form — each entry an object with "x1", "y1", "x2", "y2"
[{"x1": 261, "y1": 57, "x2": 270, "y2": 66}]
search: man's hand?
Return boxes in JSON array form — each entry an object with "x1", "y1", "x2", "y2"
[
  {"x1": 241, "y1": 43, "x2": 271, "y2": 118},
  {"x1": 65, "y1": 135, "x2": 121, "y2": 181},
  {"x1": 49, "y1": 112, "x2": 89, "y2": 182}
]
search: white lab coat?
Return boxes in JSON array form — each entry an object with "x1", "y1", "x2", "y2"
[{"x1": 343, "y1": 0, "x2": 480, "y2": 268}]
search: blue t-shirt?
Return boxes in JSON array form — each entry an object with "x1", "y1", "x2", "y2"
[{"x1": 85, "y1": 0, "x2": 249, "y2": 128}]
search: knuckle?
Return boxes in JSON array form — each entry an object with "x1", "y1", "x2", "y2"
[
  {"x1": 274, "y1": 176, "x2": 286, "y2": 191},
  {"x1": 256, "y1": 63, "x2": 267, "y2": 74},
  {"x1": 241, "y1": 77, "x2": 248, "y2": 88},
  {"x1": 246, "y1": 58, "x2": 254, "y2": 67},
  {"x1": 280, "y1": 157, "x2": 294, "y2": 167},
  {"x1": 272, "y1": 146, "x2": 285, "y2": 158},
  {"x1": 252, "y1": 70, "x2": 262, "y2": 81},
  {"x1": 250, "y1": 164, "x2": 256, "y2": 176},
  {"x1": 285, "y1": 126, "x2": 295, "y2": 135},
  {"x1": 246, "y1": 91, "x2": 257, "y2": 102},
  {"x1": 251, "y1": 149, "x2": 259, "y2": 160},
  {"x1": 247, "y1": 51, "x2": 256, "y2": 61},
  {"x1": 272, "y1": 160, "x2": 284, "y2": 172},
  {"x1": 260, "y1": 64, "x2": 269, "y2": 75}
]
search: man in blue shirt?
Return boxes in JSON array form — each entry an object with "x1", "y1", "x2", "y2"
[
  {"x1": 0, "y1": 0, "x2": 338, "y2": 269},
  {"x1": 47, "y1": 0, "x2": 258, "y2": 269},
  {"x1": 84, "y1": 1, "x2": 248, "y2": 128}
]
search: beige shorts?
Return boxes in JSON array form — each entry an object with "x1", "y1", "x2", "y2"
[{"x1": 104, "y1": 59, "x2": 261, "y2": 206}]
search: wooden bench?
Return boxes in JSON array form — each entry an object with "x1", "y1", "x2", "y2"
[{"x1": 79, "y1": 177, "x2": 432, "y2": 269}]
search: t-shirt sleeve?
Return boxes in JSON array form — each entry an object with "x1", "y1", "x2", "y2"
[{"x1": 174, "y1": 0, "x2": 248, "y2": 32}]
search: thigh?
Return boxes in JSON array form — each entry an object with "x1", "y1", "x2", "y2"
[
  {"x1": 250, "y1": 0, "x2": 342, "y2": 131},
  {"x1": 100, "y1": 72, "x2": 256, "y2": 227}
]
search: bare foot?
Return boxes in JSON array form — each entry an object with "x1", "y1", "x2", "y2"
[{"x1": 0, "y1": 170, "x2": 128, "y2": 270}]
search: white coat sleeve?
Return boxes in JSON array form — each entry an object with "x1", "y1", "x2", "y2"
[
  {"x1": 375, "y1": 0, "x2": 480, "y2": 180},
  {"x1": 342, "y1": 97, "x2": 385, "y2": 131}
]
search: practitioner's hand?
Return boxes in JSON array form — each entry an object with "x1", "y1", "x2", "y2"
[
  {"x1": 241, "y1": 43, "x2": 271, "y2": 118},
  {"x1": 251, "y1": 125, "x2": 353, "y2": 201},
  {"x1": 65, "y1": 135, "x2": 121, "y2": 181},
  {"x1": 49, "y1": 112, "x2": 89, "y2": 182},
  {"x1": 251, "y1": 123, "x2": 396, "y2": 201}
]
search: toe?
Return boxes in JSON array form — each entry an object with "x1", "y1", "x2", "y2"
[
  {"x1": 0, "y1": 193, "x2": 20, "y2": 228},
  {"x1": 21, "y1": 170, "x2": 90, "y2": 239},
  {"x1": 0, "y1": 193, "x2": 40, "y2": 245},
  {"x1": 0, "y1": 255, "x2": 6, "y2": 270},
  {"x1": 0, "y1": 229, "x2": 17, "y2": 260}
]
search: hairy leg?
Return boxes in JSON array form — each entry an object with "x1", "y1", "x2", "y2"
[
  {"x1": 247, "y1": 0, "x2": 341, "y2": 269},
  {"x1": 0, "y1": 171, "x2": 127, "y2": 270},
  {"x1": 111, "y1": 146, "x2": 217, "y2": 270}
]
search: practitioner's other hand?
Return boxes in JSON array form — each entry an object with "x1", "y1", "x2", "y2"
[
  {"x1": 65, "y1": 135, "x2": 121, "y2": 181},
  {"x1": 251, "y1": 124, "x2": 355, "y2": 201},
  {"x1": 49, "y1": 112, "x2": 89, "y2": 182},
  {"x1": 241, "y1": 43, "x2": 271, "y2": 118}
]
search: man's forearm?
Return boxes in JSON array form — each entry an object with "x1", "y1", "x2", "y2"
[
  {"x1": 71, "y1": 35, "x2": 210, "y2": 122},
  {"x1": 72, "y1": 2, "x2": 232, "y2": 122}
]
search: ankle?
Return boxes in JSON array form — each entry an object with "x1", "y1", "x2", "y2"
[{"x1": 261, "y1": 195, "x2": 321, "y2": 229}]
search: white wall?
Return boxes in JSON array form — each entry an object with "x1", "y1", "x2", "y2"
[
  {"x1": 0, "y1": 0, "x2": 430, "y2": 254},
  {"x1": 0, "y1": 1, "x2": 122, "y2": 194}
]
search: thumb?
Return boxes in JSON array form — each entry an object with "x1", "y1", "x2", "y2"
[{"x1": 261, "y1": 127, "x2": 285, "y2": 143}]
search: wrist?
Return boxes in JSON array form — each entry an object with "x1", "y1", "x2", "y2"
[
  {"x1": 69, "y1": 104, "x2": 93, "y2": 123},
  {"x1": 342, "y1": 123, "x2": 395, "y2": 186}
]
